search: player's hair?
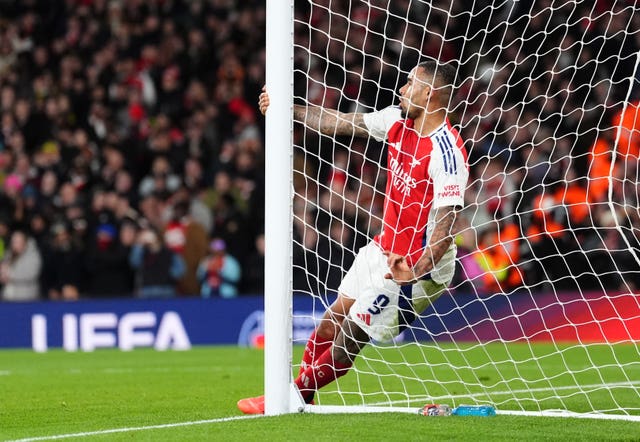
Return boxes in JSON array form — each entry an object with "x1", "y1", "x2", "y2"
[{"x1": 416, "y1": 60, "x2": 456, "y2": 107}]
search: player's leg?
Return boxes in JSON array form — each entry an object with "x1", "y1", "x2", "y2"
[
  {"x1": 298, "y1": 241, "x2": 372, "y2": 375},
  {"x1": 294, "y1": 315, "x2": 369, "y2": 403},
  {"x1": 238, "y1": 294, "x2": 355, "y2": 414},
  {"x1": 238, "y1": 242, "x2": 374, "y2": 414},
  {"x1": 318, "y1": 294, "x2": 356, "y2": 339},
  {"x1": 291, "y1": 278, "x2": 451, "y2": 407},
  {"x1": 293, "y1": 240, "x2": 399, "y2": 403},
  {"x1": 298, "y1": 294, "x2": 355, "y2": 374}
]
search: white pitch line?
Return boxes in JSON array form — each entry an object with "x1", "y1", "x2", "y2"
[
  {"x1": 497, "y1": 409, "x2": 640, "y2": 422},
  {"x1": 6, "y1": 415, "x2": 262, "y2": 442}
]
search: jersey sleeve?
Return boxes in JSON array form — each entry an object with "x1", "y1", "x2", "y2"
[
  {"x1": 429, "y1": 133, "x2": 469, "y2": 209},
  {"x1": 362, "y1": 106, "x2": 402, "y2": 141}
]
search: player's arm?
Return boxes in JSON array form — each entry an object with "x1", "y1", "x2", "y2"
[
  {"x1": 384, "y1": 206, "x2": 457, "y2": 285},
  {"x1": 293, "y1": 104, "x2": 369, "y2": 138},
  {"x1": 412, "y1": 206, "x2": 457, "y2": 278},
  {"x1": 258, "y1": 87, "x2": 369, "y2": 138}
]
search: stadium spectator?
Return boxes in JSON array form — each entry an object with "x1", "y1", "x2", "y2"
[
  {"x1": 613, "y1": 100, "x2": 640, "y2": 160},
  {"x1": 519, "y1": 191, "x2": 571, "y2": 291},
  {"x1": 41, "y1": 222, "x2": 83, "y2": 301},
  {"x1": 292, "y1": 225, "x2": 321, "y2": 294},
  {"x1": 474, "y1": 218, "x2": 523, "y2": 294},
  {"x1": 197, "y1": 238, "x2": 241, "y2": 298},
  {"x1": 138, "y1": 156, "x2": 182, "y2": 200},
  {"x1": 0, "y1": 230, "x2": 42, "y2": 301},
  {"x1": 163, "y1": 198, "x2": 209, "y2": 296},
  {"x1": 241, "y1": 233, "x2": 265, "y2": 294},
  {"x1": 0, "y1": 217, "x2": 10, "y2": 262},
  {"x1": 588, "y1": 128, "x2": 619, "y2": 204},
  {"x1": 129, "y1": 227, "x2": 186, "y2": 299},
  {"x1": 210, "y1": 187, "x2": 250, "y2": 262},
  {"x1": 116, "y1": 219, "x2": 138, "y2": 290},
  {"x1": 84, "y1": 222, "x2": 133, "y2": 298},
  {"x1": 451, "y1": 213, "x2": 485, "y2": 293},
  {"x1": 580, "y1": 207, "x2": 640, "y2": 291}
]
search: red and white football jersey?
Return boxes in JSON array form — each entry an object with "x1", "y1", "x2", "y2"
[{"x1": 363, "y1": 106, "x2": 469, "y2": 267}]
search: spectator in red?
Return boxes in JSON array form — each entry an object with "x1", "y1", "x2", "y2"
[
  {"x1": 163, "y1": 198, "x2": 209, "y2": 296},
  {"x1": 474, "y1": 218, "x2": 523, "y2": 294},
  {"x1": 612, "y1": 101, "x2": 640, "y2": 160}
]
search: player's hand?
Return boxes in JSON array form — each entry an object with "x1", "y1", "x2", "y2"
[
  {"x1": 383, "y1": 251, "x2": 417, "y2": 286},
  {"x1": 258, "y1": 86, "x2": 270, "y2": 115}
]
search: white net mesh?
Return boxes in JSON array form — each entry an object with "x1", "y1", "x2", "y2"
[{"x1": 289, "y1": 0, "x2": 640, "y2": 416}]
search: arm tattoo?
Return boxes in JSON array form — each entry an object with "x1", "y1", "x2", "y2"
[
  {"x1": 414, "y1": 206, "x2": 457, "y2": 278},
  {"x1": 294, "y1": 104, "x2": 369, "y2": 137}
]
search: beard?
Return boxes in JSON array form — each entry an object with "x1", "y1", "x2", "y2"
[{"x1": 401, "y1": 106, "x2": 417, "y2": 120}]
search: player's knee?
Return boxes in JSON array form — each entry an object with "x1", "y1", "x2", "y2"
[
  {"x1": 317, "y1": 295, "x2": 355, "y2": 339},
  {"x1": 316, "y1": 318, "x2": 339, "y2": 339},
  {"x1": 333, "y1": 318, "x2": 369, "y2": 365},
  {"x1": 329, "y1": 295, "x2": 356, "y2": 318},
  {"x1": 332, "y1": 342, "x2": 354, "y2": 366}
]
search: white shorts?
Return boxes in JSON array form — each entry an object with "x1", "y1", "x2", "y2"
[{"x1": 338, "y1": 241, "x2": 452, "y2": 342}]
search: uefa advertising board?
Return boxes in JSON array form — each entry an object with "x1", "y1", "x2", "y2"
[
  {"x1": 0, "y1": 296, "x2": 321, "y2": 351},
  {"x1": 0, "y1": 292, "x2": 638, "y2": 351}
]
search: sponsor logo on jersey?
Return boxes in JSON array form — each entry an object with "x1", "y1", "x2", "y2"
[
  {"x1": 389, "y1": 155, "x2": 417, "y2": 196},
  {"x1": 437, "y1": 184, "x2": 461, "y2": 199}
]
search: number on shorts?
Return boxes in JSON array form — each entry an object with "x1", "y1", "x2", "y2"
[{"x1": 367, "y1": 294, "x2": 390, "y2": 315}]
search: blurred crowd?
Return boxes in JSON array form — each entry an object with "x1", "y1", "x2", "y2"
[
  {"x1": 1, "y1": 0, "x2": 639, "y2": 302},
  {"x1": 0, "y1": 0, "x2": 265, "y2": 301}
]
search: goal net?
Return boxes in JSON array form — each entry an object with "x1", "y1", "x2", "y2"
[{"x1": 268, "y1": 0, "x2": 640, "y2": 419}]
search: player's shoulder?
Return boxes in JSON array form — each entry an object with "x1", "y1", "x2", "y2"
[
  {"x1": 429, "y1": 123, "x2": 460, "y2": 152},
  {"x1": 363, "y1": 106, "x2": 404, "y2": 141},
  {"x1": 431, "y1": 120, "x2": 465, "y2": 147},
  {"x1": 374, "y1": 105, "x2": 402, "y2": 121},
  {"x1": 447, "y1": 123, "x2": 465, "y2": 145}
]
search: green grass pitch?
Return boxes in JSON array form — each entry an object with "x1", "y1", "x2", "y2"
[{"x1": 1, "y1": 344, "x2": 640, "y2": 441}]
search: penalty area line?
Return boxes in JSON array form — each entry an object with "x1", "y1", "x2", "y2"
[{"x1": 6, "y1": 415, "x2": 262, "y2": 442}]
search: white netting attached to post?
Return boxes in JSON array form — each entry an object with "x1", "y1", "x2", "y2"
[{"x1": 287, "y1": 0, "x2": 640, "y2": 418}]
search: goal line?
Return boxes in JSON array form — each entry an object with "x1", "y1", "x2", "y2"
[{"x1": 305, "y1": 380, "x2": 640, "y2": 422}]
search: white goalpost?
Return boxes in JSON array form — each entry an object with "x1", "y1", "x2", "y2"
[
  {"x1": 264, "y1": 0, "x2": 640, "y2": 420},
  {"x1": 264, "y1": 0, "x2": 304, "y2": 415}
]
